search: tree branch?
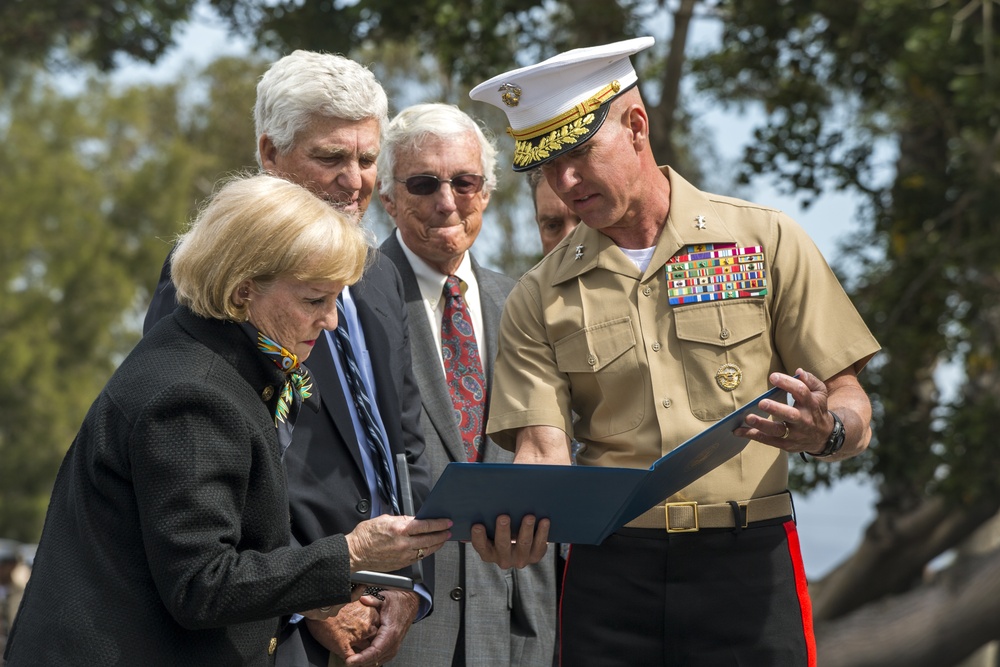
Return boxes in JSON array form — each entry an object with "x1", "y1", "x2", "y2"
[
  {"x1": 816, "y1": 547, "x2": 1000, "y2": 667},
  {"x1": 811, "y1": 495, "x2": 1000, "y2": 620}
]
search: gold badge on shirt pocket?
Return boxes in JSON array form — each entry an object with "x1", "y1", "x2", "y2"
[
  {"x1": 715, "y1": 363, "x2": 743, "y2": 391},
  {"x1": 665, "y1": 243, "x2": 767, "y2": 305}
]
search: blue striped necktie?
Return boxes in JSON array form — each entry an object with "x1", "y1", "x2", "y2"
[{"x1": 332, "y1": 296, "x2": 400, "y2": 514}]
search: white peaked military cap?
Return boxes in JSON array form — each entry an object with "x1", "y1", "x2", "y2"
[{"x1": 469, "y1": 36, "x2": 654, "y2": 172}]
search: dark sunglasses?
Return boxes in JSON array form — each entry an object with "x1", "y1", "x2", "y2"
[{"x1": 395, "y1": 173, "x2": 485, "y2": 196}]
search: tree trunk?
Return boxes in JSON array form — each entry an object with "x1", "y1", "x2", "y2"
[
  {"x1": 647, "y1": 0, "x2": 698, "y2": 169},
  {"x1": 811, "y1": 495, "x2": 1000, "y2": 621},
  {"x1": 816, "y1": 546, "x2": 1000, "y2": 667}
]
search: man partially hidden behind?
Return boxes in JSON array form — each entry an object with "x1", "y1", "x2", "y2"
[{"x1": 528, "y1": 168, "x2": 580, "y2": 256}]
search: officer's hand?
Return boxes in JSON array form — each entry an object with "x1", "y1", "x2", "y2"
[
  {"x1": 469, "y1": 514, "x2": 550, "y2": 569},
  {"x1": 735, "y1": 368, "x2": 834, "y2": 455}
]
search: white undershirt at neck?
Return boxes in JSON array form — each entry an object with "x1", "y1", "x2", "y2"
[{"x1": 620, "y1": 246, "x2": 657, "y2": 272}]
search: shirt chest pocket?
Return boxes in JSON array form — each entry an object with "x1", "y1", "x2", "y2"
[
  {"x1": 674, "y1": 300, "x2": 769, "y2": 421},
  {"x1": 553, "y1": 317, "x2": 644, "y2": 438}
]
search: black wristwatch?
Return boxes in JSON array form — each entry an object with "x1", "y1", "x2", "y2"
[{"x1": 811, "y1": 411, "x2": 846, "y2": 458}]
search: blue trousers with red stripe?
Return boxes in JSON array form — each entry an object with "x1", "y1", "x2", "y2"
[{"x1": 559, "y1": 518, "x2": 816, "y2": 666}]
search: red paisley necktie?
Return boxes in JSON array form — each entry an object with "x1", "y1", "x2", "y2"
[{"x1": 441, "y1": 276, "x2": 486, "y2": 462}]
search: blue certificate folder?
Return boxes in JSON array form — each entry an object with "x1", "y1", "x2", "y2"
[{"x1": 416, "y1": 384, "x2": 788, "y2": 545}]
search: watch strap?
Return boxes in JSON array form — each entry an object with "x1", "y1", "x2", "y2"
[{"x1": 813, "y1": 411, "x2": 846, "y2": 458}]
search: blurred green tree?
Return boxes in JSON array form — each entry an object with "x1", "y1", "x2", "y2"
[
  {"x1": 0, "y1": 56, "x2": 263, "y2": 541},
  {"x1": 693, "y1": 1, "x2": 1000, "y2": 664},
  {"x1": 0, "y1": 0, "x2": 200, "y2": 72}
]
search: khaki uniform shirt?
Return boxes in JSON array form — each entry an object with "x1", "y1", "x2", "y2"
[{"x1": 487, "y1": 167, "x2": 880, "y2": 505}]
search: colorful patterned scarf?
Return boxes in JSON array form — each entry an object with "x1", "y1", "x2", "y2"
[{"x1": 257, "y1": 332, "x2": 313, "y2": 427}]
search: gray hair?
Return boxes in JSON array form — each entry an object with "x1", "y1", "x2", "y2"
[
  {"x1": 254, "y1": 50, "x2": 389, "y2": 167},
  {"x1": 377, "y1": 103, "x2": 498, "y2": 201}
]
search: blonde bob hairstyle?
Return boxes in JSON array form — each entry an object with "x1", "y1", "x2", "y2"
[{"x1": 172, "y1": 173, "x2": 372, "y2": 322}]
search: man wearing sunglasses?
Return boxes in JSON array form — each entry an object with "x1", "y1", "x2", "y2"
[
  {"x1": 377, "y1": 103, "x2": 557, "y2": 667},
  {"x1": 142, "y1": 51, "x2": 434, "y2": 667}
]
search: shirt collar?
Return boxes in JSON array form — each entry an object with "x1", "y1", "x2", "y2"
[
  {"x1": 550, "y1": 166, "x2": 738, "y2": 285},
  {"x1": 394, "y1": 229, "x2": 477, "y2": 307}
]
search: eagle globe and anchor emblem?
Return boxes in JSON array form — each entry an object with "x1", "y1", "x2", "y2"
[{"x1": 498, "y1": 82, "x2": 521, "y2": 107}]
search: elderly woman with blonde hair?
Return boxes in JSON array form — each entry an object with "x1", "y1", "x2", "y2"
[{"x1": 3, "y1": 174, "x2": 451, "y2": 667}]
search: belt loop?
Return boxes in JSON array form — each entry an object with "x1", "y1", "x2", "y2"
[
  {"x1": 726, "y1": 500, "x2": 745, "y2": 534},
  {"x1": 786, "y1": 489, "x2": 797, "y2": 525}
]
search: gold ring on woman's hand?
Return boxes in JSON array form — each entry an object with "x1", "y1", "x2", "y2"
[{"x1": 780, "y1": 422, "x2": 790, "y2": 439}]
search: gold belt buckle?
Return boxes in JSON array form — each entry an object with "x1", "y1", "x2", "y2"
[{"x1": 664, "y1": 501, "x2": 699, "y2": 533}]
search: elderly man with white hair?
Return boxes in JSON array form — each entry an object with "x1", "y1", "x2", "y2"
[{"x1": 377, "y1": 103, "x2": 557, "y2": 667}]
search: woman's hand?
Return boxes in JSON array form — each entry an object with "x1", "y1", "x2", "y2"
[{"x1": 345, "y1": 515, "x2": 451, "y2": 573}]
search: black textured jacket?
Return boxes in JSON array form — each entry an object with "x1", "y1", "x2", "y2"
[{"x1": 5, "y1": 307, "x2": 352, "y2": 666}]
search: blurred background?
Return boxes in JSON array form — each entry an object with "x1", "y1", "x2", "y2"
[{"x1": 0, "y1": 2, "x2": 997, "y2": 665}]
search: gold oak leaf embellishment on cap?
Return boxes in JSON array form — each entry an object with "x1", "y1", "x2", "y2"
[{"x1": 513, "y1": 114, "x2": 596, "y2": 167}]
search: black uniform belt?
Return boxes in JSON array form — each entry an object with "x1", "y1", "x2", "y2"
[{"x1": 623, "y1": 493, "x2": 793, "y2": 533}]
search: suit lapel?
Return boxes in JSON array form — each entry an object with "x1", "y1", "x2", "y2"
[
  {"x1": 307, "y1": 332, "x2": 366, "y2": 472},
  {"x1": 472, "y1": 255, "x2": 503, "y2": 394},
  {"x1": 469, "y1": 257, "x2": 512, "y2": 465}
]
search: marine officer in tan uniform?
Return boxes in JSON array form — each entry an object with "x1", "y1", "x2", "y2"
[{"x1": 467, "y1": 37, "x2": 881, "y2": 666}]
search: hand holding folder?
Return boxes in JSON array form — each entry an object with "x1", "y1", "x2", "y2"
[
  {"x1": 415, "y1": 384, "x2": 789, "y2": 545},
  {"x1": 350, "y1": 453, "x2": 424, "y2": 590}
]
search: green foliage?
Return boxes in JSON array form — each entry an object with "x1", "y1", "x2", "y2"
[
  {"x1": 0, "y1": 0, "x2": 200, "y2": 71},
  {"x1": 211, "y1": 0, "x2": 642, "y2": 84},
  {"x1": 0, "y1": 58, "x2": 263, "y2": 540},
  {"x1": 696, "y1": 1, "x2": 1000, "y2": 508}
]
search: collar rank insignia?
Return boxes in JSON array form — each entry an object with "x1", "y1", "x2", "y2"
[
  {"x1": 574, "y1": 244, "x2": 585, "y2": 260},
  {"x1": 664, "y1": 243, "x2": 767, "y2": 305}
]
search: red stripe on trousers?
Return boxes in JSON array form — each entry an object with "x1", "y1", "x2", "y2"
[{"x1": 784, "y1": 520, "x2": 817, "y2": 667}]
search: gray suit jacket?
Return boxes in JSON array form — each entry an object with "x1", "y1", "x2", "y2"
[{"x1": 381, "y1": 234, "x2": 557, "y2": 667}]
